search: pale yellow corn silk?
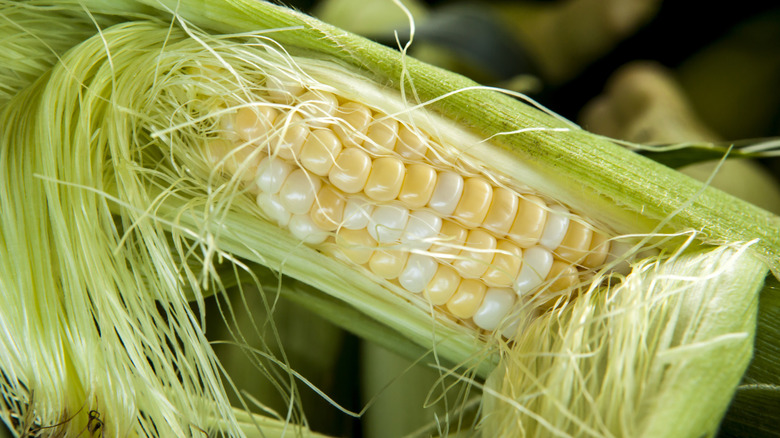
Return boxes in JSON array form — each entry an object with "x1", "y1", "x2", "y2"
[
  {"x1": 0, "y1": 21, "x2": 337, "y2": 437},
  {"x1": 0, "y1": 0, "x2": 109, "y2": 104},
  {"x1": 0, "y1": 7, "x2": 772, "y2": 438},
  {"x1": 482, "y1": 243, "x2": 766, "y2": 438}
]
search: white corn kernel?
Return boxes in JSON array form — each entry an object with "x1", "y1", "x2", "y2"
[
  {"x1": 368, "y1": 204, "x2": 409, "y2": 244},
  {"x1": 428, "y1": 171, "x2": 464, "y2": 216},
  {"x1": 256, "y1": 156, "x2": 293, "y2": 194},
  {"x1": 279, "y1": 169, "x2": 322, "y2": 214},
  {"x1": 514, "y1": 246, "x2": 554, "y2": 295},
  {"x1": 256, "y1": 192, "x2": 292, "y2": 227},
  {"x1": 473, "y1": 288, "x2": 516, "y2": 331},
  {"x1": 342, "y1": 198, "x2": 374, "y2": 230},
  {"x1": 288, "y1": 214, "x2": 329, "y2": 244},
  {"x1": 398, "y1": 254, "x2": 438, "y2": 293},
  {"x1": 401, "y1": 210, "x2": 442, "y2": 250},
  {"x1": 539, "y1": 205, "x2": 570, "y2": 250}
]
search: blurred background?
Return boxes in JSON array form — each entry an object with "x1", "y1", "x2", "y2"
[{"x1": 309, "y1": 0, "x2": 780, "y2": 144}]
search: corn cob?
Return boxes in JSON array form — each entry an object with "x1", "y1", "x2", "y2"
[{"x1": 206, "y1": 79, "x2": 637, "y2": 337}]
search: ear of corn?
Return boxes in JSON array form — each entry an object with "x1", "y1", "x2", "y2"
[
  {"x1": 1, "y1": 0, "x2": 778, "y2": 436},
  {"x1": 719, "y1": 275, "x2": 780, "y2": 435}
]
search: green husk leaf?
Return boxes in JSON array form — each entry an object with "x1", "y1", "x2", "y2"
[
  {"x1": 638, "y1": 138, "x2": 780, "y2": 169},
  {"x1": 742, "y1": 276, "x2": 780, "y2": 385},
  {"x1": 482, "y1": 243, "x2": 766, "y2": 438},
  {"x1": 718, "y1": 276, "x2": 780, "y2": 437},
  {"x1": 719, "y1": 386, "x2": 780, "y2": 438}
]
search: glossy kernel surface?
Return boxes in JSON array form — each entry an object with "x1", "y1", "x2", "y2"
[
  {"x1": 483, "y1": 187, "x2": 519, "y2": 236},
  {"x1": 300, "y1": 129, "x2": 342, "y2": 176},
  {"x1": 430, "y1": 220, "x2": 468, "y2": 257},
  {"x1": 369, "y1": 249, "x2": 409, "y2": 280},
  {"x1": 453, "y1": 229, "x2": 497, "y2": 279},
  {"x1": 483, "y1": 241, "x2": 523, "y2": 287},
  {"x1": 508, "y1": 195, "x2": 547, "y2": 247},
  {"x1": 428, "y1": 171, "x2": 464, "y2": 216},
  {"x1": 398, "y1": 164, "x2": 437, "y2": 208},
  {"x1": 446, "y1": 279, "x2": 486, "y2": 319},
  {"x1": 555, "y1": 219, "x2": 593, "y2": 264},
  {"x1": 365, "y1": 118, "x2": 398, "y2": 155},
  {"x1": 311, "y1": 185, "x2": 346, "y2": 231},
  {"x1": 236, "y1": 105, "x2": 278, "y2": 142},
  {"x1": 453, "y1": 177, "x2": 493, "y2": 228},
  {"x1": 328, "y1": 147, "x2": 371, "y2": 193},
  {"x1": 333, "y1": 101, "x2": 371, "y2": 147},
  {"x1": 424, "y1": 265, "x2": 461, "y2": 305},
  {"x1": 212, "y1": 85, "x2": 629, "y2": 337},
  {"x1": 364, "y1": 157, "x2": 406, "y2": 202},
  {"x1": 336, "y1": 228, "x2": 376, "y2": 264},
  {"x1": 395, "y1": 125, "x2": 428, "y2": 159}
]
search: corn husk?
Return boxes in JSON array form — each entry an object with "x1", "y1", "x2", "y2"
[{"x1": 0, "y1": 1, "x2": 778, "y2": 436}]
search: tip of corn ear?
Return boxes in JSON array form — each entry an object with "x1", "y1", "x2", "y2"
[{"x1": 483, "y1": 242, "x2": 766, "y2": 437}]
